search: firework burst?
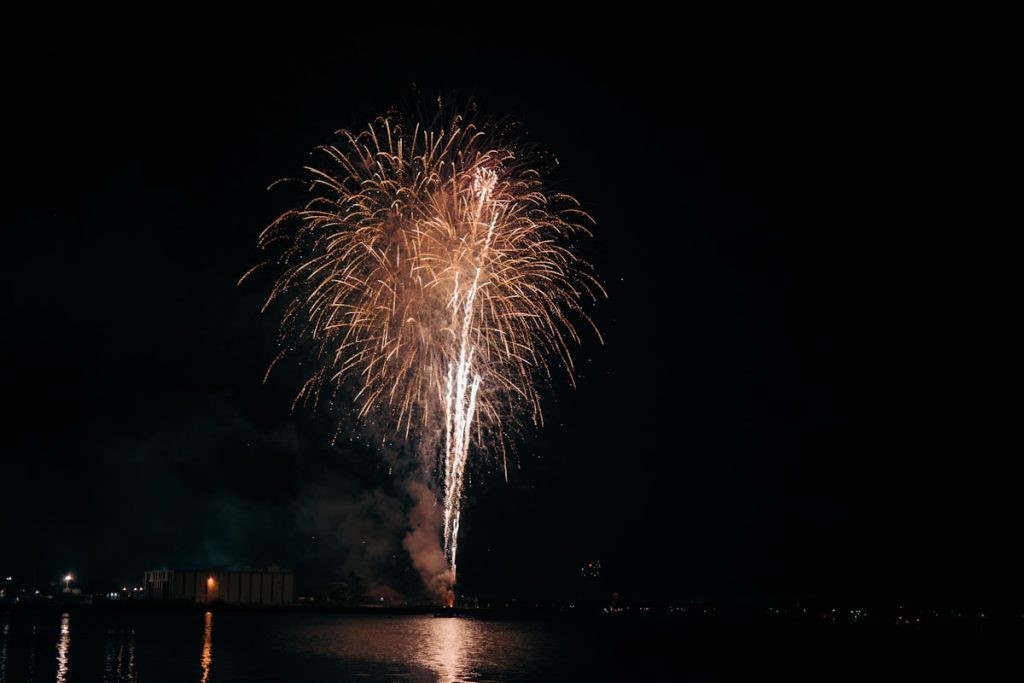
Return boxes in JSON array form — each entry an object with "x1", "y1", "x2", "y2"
[{"x1": 246, "y1": 102, "x2": 602, "y2": 583}]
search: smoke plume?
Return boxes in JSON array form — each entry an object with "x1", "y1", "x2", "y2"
[{"x1": 403, "y1": 480, "x2": 454, "y2": 601}]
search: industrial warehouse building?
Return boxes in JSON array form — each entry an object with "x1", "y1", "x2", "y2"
[{"x1": 144, "y1": 569, "x2": 294, "y2": 605}]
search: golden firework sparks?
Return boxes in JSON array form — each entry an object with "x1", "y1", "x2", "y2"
[{"x1": 246, "y1": 103, "x2": 603, "y2": 581}]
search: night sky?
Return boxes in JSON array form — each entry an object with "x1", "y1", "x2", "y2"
[{"x1": 4, "y1": 13, "x2": 1022, "y2": 604}]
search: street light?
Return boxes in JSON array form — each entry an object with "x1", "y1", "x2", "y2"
[{"x1": 64, "y1": 574, "x2": 73, "y2": 592}]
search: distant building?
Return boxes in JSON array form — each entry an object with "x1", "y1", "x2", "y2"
[{"x1": 144, "y1": 569, "x2": 294, "y2": 605}]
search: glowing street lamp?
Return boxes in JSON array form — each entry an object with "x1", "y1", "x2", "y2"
[{"x1": 63, "y1": 573, "x2": 73, "y2": 592}]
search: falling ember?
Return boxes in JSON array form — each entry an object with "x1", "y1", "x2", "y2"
[{"x1": 246, "y1": 101, "x2": 602, "y2": 586}]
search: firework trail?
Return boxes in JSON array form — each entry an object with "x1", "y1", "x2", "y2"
[{"x1": 246, "y1": 102, "x2": 602, "y2": 585}]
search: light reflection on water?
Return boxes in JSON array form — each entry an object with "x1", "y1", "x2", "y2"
[
  {"x1": 283, "y1": 614, "x2": 551, "y2": 681},
  {"x1": 200, "y1": 611, "x2": 213, "y2": 683},
  {"x1": 104, "y1": 622, "x2": 137, "y2": 682},
  {"x1": 55, "y1": 613, "x2": 70, "y2": 683},
  {"x1": 432, "y1": 617, "x2": 470, "y2": 681},
  {"x1": 29, "y1": 622, "x2": 37, "y2": 682},
  {"x1": 1, "y1": 618, "x2": 8, "y2": 680}
]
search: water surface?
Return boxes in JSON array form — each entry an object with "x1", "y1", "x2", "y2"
[
  {"x1": 2, "y1": 609, "x2": 1022, "y2": 681},
  {"x1": 0, "y1": 611, "x2": 603, "y2": 682}
]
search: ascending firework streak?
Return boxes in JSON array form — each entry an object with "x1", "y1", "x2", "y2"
[{"x1": 245, "y1": 103, "x2": 602, "y2": 583}]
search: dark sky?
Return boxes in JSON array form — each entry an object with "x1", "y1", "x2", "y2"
[{"x1": 3, "y1": 12, "x2": 1022, "y2": 604}]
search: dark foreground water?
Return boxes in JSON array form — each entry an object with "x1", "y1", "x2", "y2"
[{"x1": 2, "y1": 609, "x2": 1023, "y2": 681}]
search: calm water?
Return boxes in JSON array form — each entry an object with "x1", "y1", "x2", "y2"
[
  {"x1": 0, "y1": 611, "x2": 611, "y2": 682},
  {"x1": 2, "y1": 609, "x2": 1023, "y2": 681}
]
